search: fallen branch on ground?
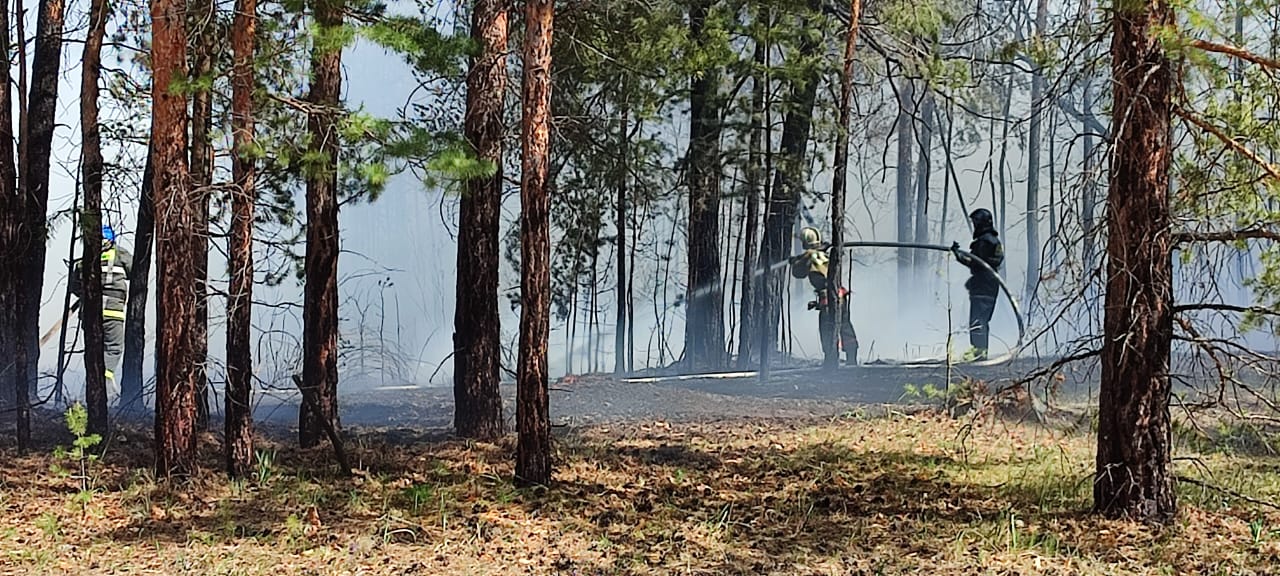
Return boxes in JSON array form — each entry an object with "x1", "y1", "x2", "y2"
[{"x1": 1177, "y1": 475, "x2": 1280, "y2": 511}]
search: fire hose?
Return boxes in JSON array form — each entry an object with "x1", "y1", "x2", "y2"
[{"x1": 795, "y1": 241, "x2": 1026, "y2": 365}]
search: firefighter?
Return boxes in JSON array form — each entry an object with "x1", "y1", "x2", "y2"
[
  {"x1": 950, "y1": 208, "x2": 1004, "y2": 361},
  {"x1": 70, "y1": 225, "x2": 132, "y2": 403},
  {"x1": 792, "y1": 226, "x2": 858, "y2": 366}
]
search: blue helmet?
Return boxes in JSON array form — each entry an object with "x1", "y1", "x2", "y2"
[{"x1": 101, "y1": 225, "x2": 115, "y2": 243}]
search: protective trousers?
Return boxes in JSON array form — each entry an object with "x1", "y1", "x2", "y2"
[
  {"x1": 104, "y1": 315, "x2": 125, "y2": 403},
  {"x1": 968, "y1": 294, "x2": 998, "y2": 351},
  {"x1": 819, "y1": 299, "x2": 859, "y2": 364}
]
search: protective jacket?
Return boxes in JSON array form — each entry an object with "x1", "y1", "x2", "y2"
[
  {"x1": 70, "y1": 245, "x2": 133, "y2": 319},
  {"x1": 960, "y1": 229, "x2": 1004, "y2": 296}
]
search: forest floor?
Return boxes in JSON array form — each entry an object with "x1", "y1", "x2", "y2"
[{"x1": 2, "y1": 367, "x2": 1280, "y2": 575}]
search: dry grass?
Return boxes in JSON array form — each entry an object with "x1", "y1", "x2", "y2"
[{"x1": 1, "y1": 410, "x2": 1279, "y2": 575}]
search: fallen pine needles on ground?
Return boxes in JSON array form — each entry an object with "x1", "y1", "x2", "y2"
[{"x1": 1, "y1": 410, "x2": 1278, "y2": 575}]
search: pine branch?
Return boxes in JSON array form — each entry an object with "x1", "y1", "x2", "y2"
[
  {"x1": 1174, "y1": 105, "x2": 1280, "y2": 181},
  {"x1": 1190, "y1": 39, "x2": 1280, "y2": 71}
]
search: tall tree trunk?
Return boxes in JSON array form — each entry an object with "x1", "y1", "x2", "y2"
[
  {"x1": 152, "y1": 0, "x2": 198, "y2": 476},
  {"x1": 1081, "y1": 80, "x2": 1097, "y2": 267},
  {"x1": 736, "y1": 24, "x2": 766, "y2": 369},
  {"x1": 913, "y1": 89, "x2": 935, "y2": 288},
  {"x1": 826, "y1": 0, "x2": 861, "y2": 370},
  {"x1": 1094, "y1": 0, "x2": 1175, "y2": 523},
  {"x1": 0, "y1": 0, "x2": 23, "y2": 448},
  {"x1": 12, "y1": 0, "x2": 70, "y2": 450},
  {"x1": 684, "y1": 0, "x2": 725, "y2": 372},
  {"x1": 757, "y1": 4, "x2": 821, "y2": 376},
  {"x1": 516, "y1": 0, "x2": 553, "y2": 486},
  {"x1": 299, "y1": 0, "x2": 343, "y2": 449},
  {"x1": 614, "y1": 97, "x2": 628, "y2": 374},
  {"x1": 997, "y1": 76, "x2": 1013, "y2": 232},
  {"x1": 453, "y1": 0, "x2": 507, "y2": 440},
  {"x1": 894, "y1": 76, "x2": 915, "y2": 308},
  {"x1": 225, "y1": 0, "x2": 257, "y2": 477},
  {"x1": 190, "y1": 0, "x2": 214, "y2": 431},
  {"x1": 80, "y1": 0, "x2": 109, "y2": 434},
  {"x1": 121, "y1": 140, "x2": 154, "y2": 412},
  {"x1": 1025, "y1": 0, "x2": 1048, "y2": 303}
]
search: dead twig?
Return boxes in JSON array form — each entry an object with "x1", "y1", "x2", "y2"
[{"x1": 1176, "y1": 475, "x2": 1280, "y2": 511}]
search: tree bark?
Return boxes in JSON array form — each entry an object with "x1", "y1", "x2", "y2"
[
  {"x1": 1025, "y1": 0, "x2": 1048, "y2": 303},
  {"x1": 190, "y1": 0, "x2": 214, "y2": 431},
  {"x1": 1094, "y1": 0, "x2": 1176, "y2": 523},
  {"x1": 299, "y1": 0, "x2": 343, "y2": 449},
  {"x1": 757, "y1": 4, "x2": 821, "y2": 375},
  {"x1": 453, "y1": 0, "x2": 507, "y2": 440},
  {"x1": 0, "y1": 0, "x2": 23, "y2": 448},
  {"x1": 516, "y1": 0, "x2": 553, "y2": 486},
  {"x1": 225, "y1": 0, "x2": 257, "y2": 477},
  {"x1": 614, "y1": 96, "x2": 628, "y2": 375},
  {"x1": 121, "y1": 140, "x2": 153, "y2": 412},
  {"x1": 736, "y1": 23, "x2": 766, "y2": 369},
  {"x1": 80, "y1": 0, "x2": 109, "y2": 434},
  {"x1": 827, "y1": 0, "x2": 861, "y2": 370},
  {"x1": 152, "y1": 0, "x2": 199, "y2": 477},
  {"x1": 895, "y1": 76, "x2": 915, "y2": 308},
  {"x1": 683, "y1": 0, "x2": 726, "y2": 372}
]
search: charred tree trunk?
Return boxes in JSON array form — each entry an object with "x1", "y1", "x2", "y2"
[
  {"x1": 894, "y1": 76, "x2": 915, "y2": 308},
  {"x1": 913, "y1": 89, "x2": 935, "y2": 288},
  {"x1": 152, "y1": 0, "x2": 199, "y2": 476},
  {"x1": 757, "y1": 4, "x2": 821, "y2": 375},
  {"x1": 453, "y1": 0, "x2": 507, "y2": 440},
  {"x1": 826, "y1": 0, "x2": 861, "y2": 370},
  {"x1": 80, "y1": 0, "x2": 109, "y2": 434},
  {"x1": 190, "y1": 0, "x2": 214, "y2": 431},
  {"x1": 736, "y1": 25, "x2": 766, "y2": 369},
  {"x1": 1081, "y1": 80, "x2": 1098, "y2": 267},
  {"x1": 121, "y1": 141, "x2": 153, "y2": 412},
  {"x1": 1025, "y1": 0, "x2": 1048, "y2": 303},
  {"x1": 11, "y1": 0, "x2": 70, "y2": 450},
  {"x1": 299, "y1": 0, "x2": 343, "y2": 449},
  {"x1": 1094, "y1": 0, "x2": 1176, "y2": 523},
  {"x1": 684, "y1": 0, "x2": 725, "y2": 371},
  {"x1": 614, "y1": 97, "x2": 628, "y2": 375},
  {"x1": 0, "y1": 0, "x2": 23, "y2": 447},
  {"x1": 225, "y1": 0, "x2": 257, "y2": 477},
  {"x1": 516, "y1": 0, "x2": 553, "y2": 486}
]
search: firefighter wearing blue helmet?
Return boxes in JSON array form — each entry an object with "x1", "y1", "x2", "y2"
[{"x1": 70, "y1": 225, "x2": 132, "y2": 402}]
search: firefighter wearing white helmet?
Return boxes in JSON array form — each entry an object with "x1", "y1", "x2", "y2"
[{"x1": 791, "y1": 226, "x2": 858, "y2": 366}]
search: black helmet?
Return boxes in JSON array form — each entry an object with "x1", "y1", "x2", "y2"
[{"x1": 969, "y1": 208, "x2": 994, "y2": 232}]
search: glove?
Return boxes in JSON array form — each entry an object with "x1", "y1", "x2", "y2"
[
  {"x1": 807, "y1": 300, "x2": 819, "y2": 310},
  {"x1": 950, "y1": 241, "x2": 960, "y2": 253}
]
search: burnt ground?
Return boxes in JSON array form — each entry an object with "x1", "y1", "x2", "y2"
[{"x1": 243, "y1": 356, "x2": 1094, "y2": 436}]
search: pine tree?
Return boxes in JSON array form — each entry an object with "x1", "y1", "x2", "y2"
[
  {"x1": 453, "y1": 0, "x2": 508, "y2": 441},
  {"x1": 152, "y1": 0, "x2": 200, "y2": 476},
  {"x1": 516, "y1": 0, "x2": 554, "y2": 486}
]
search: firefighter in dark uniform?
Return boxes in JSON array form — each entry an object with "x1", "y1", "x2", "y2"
[
  {"x1": 792, "y1": 226, "x2": 858, "y2": 366},
  {"x1": 70, "y1": 225, "x2": 132, "y2": 402},
  {"x1": 950, "y1": 209, "x2": 1004, "y2": 361}
]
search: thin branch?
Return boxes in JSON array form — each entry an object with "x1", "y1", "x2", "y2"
[
  {"x1": 1176, "y1": 475, "x2": 1280, "y2": 511},
  {"x1": 1174, "y1": 105, "x2": 1280, "y2": 181},
  {"x1": 1173, "y1": 228, "x2": 1280, "y2": 244},
  {"x1": 1190, "y1": 39, "x2": 1280, "y2": 71},
  {"x1": 1173, "y1": 303, "x2": 1280, "y2": 315}
]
